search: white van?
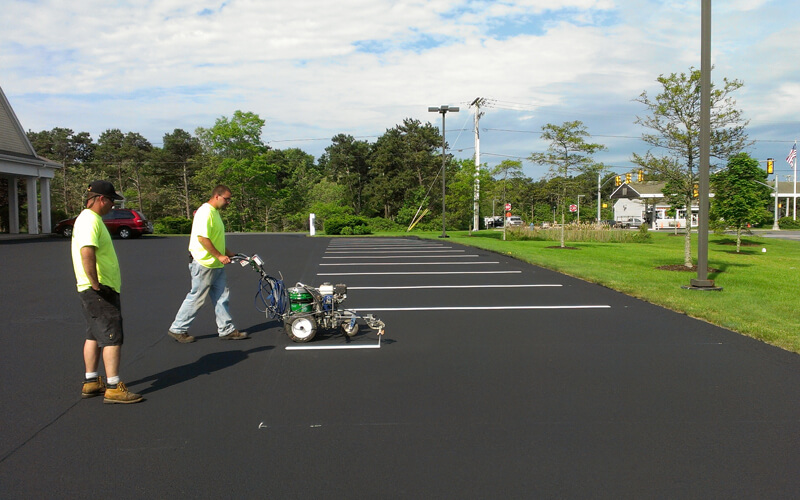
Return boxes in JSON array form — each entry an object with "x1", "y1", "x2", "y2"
[{"x1": 505, "y1": 216, "x2": 523, "y2": 227}]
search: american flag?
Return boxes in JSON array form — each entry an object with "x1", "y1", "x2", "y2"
[{"x1": 788, "y1": 143, "x2": 797, "y2": 166}]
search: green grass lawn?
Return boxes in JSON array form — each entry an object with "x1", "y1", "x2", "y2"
[{"x1": 399, "y1": 229, "x2": 800, "y2": 354}]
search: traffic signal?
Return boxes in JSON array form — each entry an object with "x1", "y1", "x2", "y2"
[
  {"x1": 625, "y1": 172, "x2": 632, "y2": 183},
  {"x1": 615, "y1": 175, "x2": 621, "y2": 186},
  {"x1": 637, "y1": 169, "x2": 644, "y2": 182},
  {"x1": 693, "y1": 184, "x2": 699, "y2": 198},
  {"x1": 767, "y1": 158, "x2": 774, "y2": 174}
]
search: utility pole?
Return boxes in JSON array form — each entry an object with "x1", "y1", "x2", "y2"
[{"x1": 470, "y1": 98, "x2": 485, "y2": 232}]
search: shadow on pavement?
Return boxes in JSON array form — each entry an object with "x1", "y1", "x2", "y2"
[{"x1": 127, "y1": 346, "x2": 273, "y2": 395}]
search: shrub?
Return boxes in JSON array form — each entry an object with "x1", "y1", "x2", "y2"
[
  {"x1": 154, "y1": 216, "x2": 192, "y2": 234},
  {"x1": 324, "y1": 215, "x2": 371, "y2": 235},
  {"x1": 368, "y1": 217, "x2": 403, "y2": 232},
  {"x1": 778, "y1": 217, "x2": 800, "y2": 229}
]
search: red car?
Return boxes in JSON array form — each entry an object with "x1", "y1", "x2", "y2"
[{"x1": 54, "y1": 208, "x2": 153, "y2": 239}]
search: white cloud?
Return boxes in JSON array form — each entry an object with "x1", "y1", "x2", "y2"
[{"x1": 2, "y1": 0, "x2": 797, "y2": 173}]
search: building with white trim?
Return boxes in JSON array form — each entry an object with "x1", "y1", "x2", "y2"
[
  {"x1": 610, "y1": 179, "x2": 800, "y2": 229},
  {"x1": 1, "y1": 86, "x2": 62, "y2": 234}
]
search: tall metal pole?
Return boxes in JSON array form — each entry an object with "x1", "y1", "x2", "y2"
[
  {"x1": 689, "y1": 0, "x2": 717, "y2": 290},
  {"x1": 596, "y1": 172, "x2": 601, "y2": 222},
  {"x1": 441, "y1": 110, "x2": 447, "y2": 238},
  {"x1": 774, "y1": 174, "x2": 780, "y2": 230},
  {"x1": 793, "y1": 140, "x2": 797, "y2": 220},
  {"x1": 429, "y1": 105, "x2": 459, "y2": 238}
]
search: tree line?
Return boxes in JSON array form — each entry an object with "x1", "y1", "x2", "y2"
[{"x1": 23, "y1": 67, "x2": 773, "y2": 249}]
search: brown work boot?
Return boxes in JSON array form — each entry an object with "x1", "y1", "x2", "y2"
[
  {"x1": 81, "y1": 376, "x2": 105, "y2": 399},
  {"x1": 219, "y1": 329, "x2": 248, "y2": 340},
  {"x1": 168, "y1": 330, "x2": 195, "y2": 343},
  {"x1": 103, "y1": 382, "x2": 143, "y2": 404}
]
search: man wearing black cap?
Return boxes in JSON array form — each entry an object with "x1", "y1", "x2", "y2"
[{"x1": 71, "y1": 180, "x2": 142, "y2": 404}]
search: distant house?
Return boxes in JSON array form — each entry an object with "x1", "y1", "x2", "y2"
[
  {"x1": 610, "y1": 181, "x2": 703, "y2": 229},
  {"x1": 0, "y1": 86, "x2": 61, "y2": 234},
  {"x1": 610, "y1": 178, "x2": 800, "y2": 229}
]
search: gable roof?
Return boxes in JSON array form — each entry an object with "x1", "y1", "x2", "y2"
[
  {"x1": 0, "y1": 86, "x2": 61, "y2": 176},
  {"x1": 610, "y1": 181, "x2": 668, "y2": 200}
]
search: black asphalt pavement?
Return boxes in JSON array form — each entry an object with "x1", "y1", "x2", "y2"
[{"x1": 2, "y1": 234, "x2": 800, "y2": 498}]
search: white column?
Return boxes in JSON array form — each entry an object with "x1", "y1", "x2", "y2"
[
  {"x1": 26, "y1": 177, "x2": 39, "y2": 234},
  {"x1": 40, "y1": 177, "x2": 52, "y2": 234},
  {"x1": 8, "y1": 176, "x2": 19, "y2": 234}
]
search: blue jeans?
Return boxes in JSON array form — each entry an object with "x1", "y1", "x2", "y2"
[{"x1": 169, "y1": 260, "x2": 235, "y2": 336}]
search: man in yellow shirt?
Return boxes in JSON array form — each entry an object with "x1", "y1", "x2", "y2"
[
  {"x1": 72, "y1": 180, "x2": 142, "y2": 404},
  {"x1": 168, "y1": 185, "x2": 248, "y2": 342}
]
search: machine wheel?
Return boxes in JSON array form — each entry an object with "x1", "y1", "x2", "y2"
[
  {"x1": 118, "y1": 227, "x2": 132, "y2": 239},
  {"x1": 341, "y1": 322, "x2": 359, "y2": 337},
  {"x1": 285, "y1": 315, "x2": 317, "y2": 342}
]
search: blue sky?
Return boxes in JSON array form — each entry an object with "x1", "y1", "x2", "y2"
[{"x1": 1, "y1": 0, "x2": 798, "y2": 180}]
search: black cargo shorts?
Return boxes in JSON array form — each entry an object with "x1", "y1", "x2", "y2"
[{"x1": 79, "y1": 285, "x2": 124, "y2": 346}]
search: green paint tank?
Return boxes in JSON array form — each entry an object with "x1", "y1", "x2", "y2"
[{"x1": 288, "y1": 287, "x2": 314, "y2": 313}]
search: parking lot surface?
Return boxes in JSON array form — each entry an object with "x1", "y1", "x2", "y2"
[{"x1": 2, "y1": 234, "x2": 800, "y2": 498}]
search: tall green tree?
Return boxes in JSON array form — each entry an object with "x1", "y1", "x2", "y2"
[
  {"x1": 319, "y1": 134, "x2": 371, "y2": 215},
  {"x1": 120, "y1": 132, "x2": 153, "y2": 212},
  {"x1": 529, "y1": 121, "x2": 605, "y2": 247},
  {"x1": 196, "y1": 110, "x2": 267, "y2": 160},
  {"x1": 161, "y1": 129, "x2": 202, "y2": 218},
  {"x1": 710, "y1": 153, "x2": 770, "y2": 252},
  {"x1": 94, "y1": 129, "x2": 126, "y2": 191},
  {"x1": 27, "y1": 128, "x2": 95, "y2": 217},
  {"x1": 195, "y1": 111, "x2": 272, "y2": 230},
  {"x1": 367, "y1": 118, "x2": 441, "y2": 219},
  {"x1": 632, "y1": 67, "x2": 752, "y2": 267}
]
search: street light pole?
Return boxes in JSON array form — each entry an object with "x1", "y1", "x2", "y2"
[
  {"x1": 597, "y1": 172, "x2": 602, "y2": 222},
  {"x1": 429, "y1": 105, "x2": 459, "y2": 238}
]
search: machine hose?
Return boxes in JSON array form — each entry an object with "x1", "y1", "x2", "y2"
[{"x1": 255, "y1": 274, "x2": 289, "y2": 319}]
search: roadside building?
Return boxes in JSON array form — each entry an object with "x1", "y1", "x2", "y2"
[
  {"x1": 610, "y1": 179, "x2": 800, "y2": 229},
  {"x1": 610, "y1": 181, "x2": 701, "y2": 229},
  {"x1": 0, "y1": 86, "x2": 61, "y2": 234}
]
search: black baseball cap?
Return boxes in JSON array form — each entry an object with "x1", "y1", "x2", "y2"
[{"x1": 87, "y1": 180, "x2": 124, "y2": 200}]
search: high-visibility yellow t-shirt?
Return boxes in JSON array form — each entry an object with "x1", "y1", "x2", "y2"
[
  {"x1": 71, "y1": 209, "x2": 121, "y2": 293},
  {"x1": 189, "y1": 203, "x2": 225, "y2": 268}
]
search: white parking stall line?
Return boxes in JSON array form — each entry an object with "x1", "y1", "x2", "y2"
[
  {"x1": 348, "y1": 284, "x2": 561, "y2": 290},
  {"x1": 325, "y1": 250, "x2": 465, "y2": 254},
  {"x1": 285, "y1": 341, "x2": 381, "y2": 351},
  {"x1": 319, "y1": 261, "x2": 498, "y2": 266},
  {"x1": 352, "y1": 305, "x2": 611, "y2": 311},
  {"x1": 318, "y1": 271, "x2": 522, "y2": 276},
  {"x1": 323, "y1": 255, "x2": 479, "y2": 259}
]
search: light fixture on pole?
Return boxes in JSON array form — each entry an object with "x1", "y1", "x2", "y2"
[{"x1": 429, "y1": 105, "x2": 459, "y2": 238}]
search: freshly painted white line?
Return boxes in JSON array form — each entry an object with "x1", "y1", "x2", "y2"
[
  {"x1": 318, "y1": 271, "x2": 522, "y2": 276},
  {"x1": 323, "y1": 255, "x2": 479, "y2": 259},
  {"x1": 348, "y1": 284, "x2": 562, "y2": 290},
  {"x1": 352, "y1": 305, "x2": 611, "y2": 311},
  {"x1": 285, "y1": 343, "x2": 381, "y2": 350},
  {"x1": 319, "y1": 261, "x2": 498, "y2": 266},
  {"x1": 285, "y1": 336, "x2": 382, "y2": 350}
]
